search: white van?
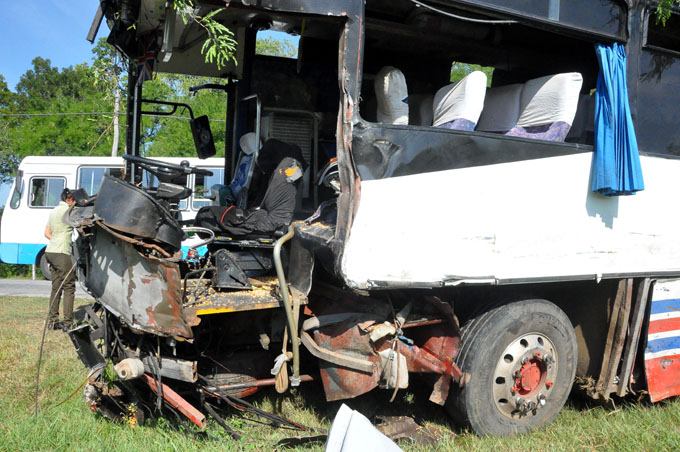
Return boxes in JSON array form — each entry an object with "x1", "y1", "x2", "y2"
[{"x1": 0, "y1": 156, "x2": 224, "y2": 276}]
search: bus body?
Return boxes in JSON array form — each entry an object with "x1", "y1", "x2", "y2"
[
  {"x1": 0, "y1": 155, "x2": 224, "y2": 272},
  {"x1": 61, "y1": 0, "x2": 680, "y2": 437}
]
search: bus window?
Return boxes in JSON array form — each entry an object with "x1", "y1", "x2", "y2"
[
  {"x1": 29, "y1": 177, "x2": 65, "y2": 207},
  {"x1": 78, "y1": 167, "x2": 124, "y2": 196},
  {"x1": 192, "y1": 167, "x2": 225, "y2": 210},
  {"x1": 9, "y1": 171, "x2": 23, "y2": 209}
]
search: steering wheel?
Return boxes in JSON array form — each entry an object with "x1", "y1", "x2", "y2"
[{"x1": 123, "y1": 155, "x2": 213, "y2": 183}]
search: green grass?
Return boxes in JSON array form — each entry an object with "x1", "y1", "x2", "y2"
[{"x1": 1, "y1": 296, "x2": 679, "y2": 451}]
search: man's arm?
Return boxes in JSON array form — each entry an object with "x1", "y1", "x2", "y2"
[{"x1": 44, "y1": 224, "x2": 52, "y2": 240}]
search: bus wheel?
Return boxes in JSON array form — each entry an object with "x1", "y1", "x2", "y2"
[
  {"x1": 447, "y1": 298, "x2": 577, "y2": 436},
  {"x1": 38, "y1": 252, "x2": 51, "y2": 280}
]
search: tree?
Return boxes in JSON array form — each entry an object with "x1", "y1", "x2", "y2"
[
  {"x1": 141, "y1": 74, "x2": 227, "y2": 158},
  {"x1": 0, "y1": 75, "x2": 19, "y2": 183},
  {"x1": 657, "y1": 0, "x2": 679, "y2": 25},
  {"x1": 92, "y1": 38, "x2": 127, "y2": 156},
  {"x1": 256, "y1": 36, "x2": 298, "y2": 58},
  {"x1": 6, "y1": 58, "x2": 114, "y2": 162},
  {"x1": 451, "y1": 62, "x2": 494, "y2": 86}
]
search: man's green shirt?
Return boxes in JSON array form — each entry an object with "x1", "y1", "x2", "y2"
[{"x1": 45, "y1": 201, "x2": 73, "y2": 255}]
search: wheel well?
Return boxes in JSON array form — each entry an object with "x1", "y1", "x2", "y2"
[
  {"x1": 440, "y1": 280, "x2": 617, "y2": 381},
  {"x1": 35, "y1": 246, "x2": 47, "y2": 265}
]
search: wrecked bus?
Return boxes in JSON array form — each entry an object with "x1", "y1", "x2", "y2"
[{"x1": 67, "y1": 0, "x2": 680, "y2": 437}]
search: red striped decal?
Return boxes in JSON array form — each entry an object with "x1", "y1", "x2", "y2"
[
  {"x1": 645, "y1": 353, "x2": 680, "y2": 402},
  {"x1": 649, "y1": 317, "x2": 680, "y2": 335}
]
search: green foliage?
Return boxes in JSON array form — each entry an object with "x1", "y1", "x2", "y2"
[
  {"x1": 451, "y1": 62, "x2": 494, "y2": 86},
  {"x1": 256, "y1": 36, "x2": 298, "y2": 58},
  {"x1": 91, "y1": 38, "x2": 126, "y2": 97},
  {"x1": 2, "y1": 296, "x2": 680, "y2": 451},
  {"x1": 3, "y1": 57, "x2": 115, "y2": 166},
  {"x1": 140, "y1": 74, "x2": 227, "y2": 158},
  {"x1": 0, "y1": 32, "x2": 286, "y2": 182},
  {"x1": 656, "y1": 0, "x2": 679, "y2": 25},
  {"x1": 173, "y1": 0, "x2": 238, "y2": 70}
]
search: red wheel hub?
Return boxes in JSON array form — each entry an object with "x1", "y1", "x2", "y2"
[{"x1": 513, "y1": 359, "x2": 545, "y2": 395}]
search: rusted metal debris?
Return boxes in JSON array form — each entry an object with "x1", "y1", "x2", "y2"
[
  {"x1": 144, "y1": 374, "x2": 206, "y2": 429},
  {"x1": 303, "y1": 289, "x2": 465, "y2": 404},
  {"x1": 374, "y1": 415, "x2": 447, "y2": 447}
]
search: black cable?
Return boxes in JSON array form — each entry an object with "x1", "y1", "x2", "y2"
[
  {"x1": 34, "y1": 262, "x2": 77, "y2": 417},
  {"x1": 408, "y1": 0, "x2": 518, "y2": 24}
]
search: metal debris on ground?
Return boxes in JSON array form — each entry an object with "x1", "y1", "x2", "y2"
[{"x1": 374, "y1": 415, "x2": 448, "y2": 447}]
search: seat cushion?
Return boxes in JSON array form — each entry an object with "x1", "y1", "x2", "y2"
[{"x1": 505, "y1": 121, "x2": 572, "y2": 142}]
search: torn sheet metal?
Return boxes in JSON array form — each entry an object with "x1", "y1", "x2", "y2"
[
  {"x1": 85, "y1": 226, "x2": 194, "y2": 338},
  {"x1": 645, "y1": 279, "x2": 680, "y2": 402},
  {"x1": 313, "y1": 319, "x2": 382, "y2": 401},
  {"x1": 305, "y1": 292, "x2": 463, "y2": 403}
]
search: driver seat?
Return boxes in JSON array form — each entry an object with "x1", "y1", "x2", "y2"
[{"x1": 194, "y1": 155, "x2": 306, "y2": 238}]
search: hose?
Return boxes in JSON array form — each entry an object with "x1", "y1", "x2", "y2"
[{"x1": 273, "y1": 225, "x2": 300, "y2": 386}]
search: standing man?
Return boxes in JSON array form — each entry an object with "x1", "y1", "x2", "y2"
[{"x1": 44, "y1": 188, "x2": 77, "y2": 330}]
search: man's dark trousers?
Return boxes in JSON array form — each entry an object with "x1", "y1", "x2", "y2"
[{"x1": 46, "y1": 252, "x2": 75, "y2": 326}]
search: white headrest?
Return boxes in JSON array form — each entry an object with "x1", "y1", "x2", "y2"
[
  {"x1": 375, "y1": 66, "x2": 409, "y2": 125},
  {"x1": 516, "y1": 72, "x2": 583, "y2": 127},
  {"x1": 239, "y1": 132, "x2": 260, "y2": 155},
  {"x1": 475, "y1": 83, "x2": 523, "y2": 132},
  {"x1": 432, "y1": 71, "x2": 488, "y2": 127}
]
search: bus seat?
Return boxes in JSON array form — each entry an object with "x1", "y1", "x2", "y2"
[
  {"x1": 194, "y1": 157, "x2": 305, "y2": 237},
  {"x1": 211, "y1": 133, "x2": 260, "y2": 206},
  {"x1": 375, "y1": 66, "x2": 409, "y2": 125},
  {"x1": 505, "y1": 72, "x2": 583, "y2": 142},
  {"x1": 432, "y1": 70, "x2": 487, "y2": 131},
  {"x1": 407, "y1": 94, "x2": 434, "y2": 126},
  {"x1": 475, "y1": 83, "x2": 523, "y2": 133}
]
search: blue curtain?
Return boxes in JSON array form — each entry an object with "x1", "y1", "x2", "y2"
[{"x1": 591, "y1": 43, "x2": 644, "y2": 196}]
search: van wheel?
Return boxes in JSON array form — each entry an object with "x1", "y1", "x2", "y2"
[
  {"x1": 447, "y1": 298, "x2": 577, "y2": 436},
  {"x1": 39, "y1": 253, "x2": 51, "y2": 280}
]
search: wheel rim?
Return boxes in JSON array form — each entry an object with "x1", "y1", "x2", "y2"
[{"x1": 492, "y1": 332, "x2": 558, "y2": 418}]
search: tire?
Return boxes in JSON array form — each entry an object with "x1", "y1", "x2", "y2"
[
  {"x1": 39, "y1": 252, "x2": 52, "y2": 281},
  {"x1": 447, "y1": 298, "x2": 577, "y2": 436}
]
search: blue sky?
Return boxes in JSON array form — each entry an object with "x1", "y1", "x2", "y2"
[
  {"x1": 1, "y1": 1, "x2": 99, "y2": 205},
  {"x1": 1, "y1": 0, "x2": 100, "y2": 91},
  {"x1": 0, "y1": 1, "x2": 292, "y2": 206},
  {"x1": 0, "y1": 1, "x2": 292, "y2": 92},
  {"x1": 1, "y1": 1, "x2": 98, "y2": 206}
]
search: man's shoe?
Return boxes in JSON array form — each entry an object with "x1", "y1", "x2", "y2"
[
  {"x1": 52, "y1": 321, "x2": 64, "y2": 331},
  {"x1": 61, "y1": 322, "x2": 74, "y2": 332}
]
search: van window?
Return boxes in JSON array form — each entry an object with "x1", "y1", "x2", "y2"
[
  {"x1": 9, "y1": 172, "x2": 22, "y2": 209},
  {"x1": 193, "y1": 167, "x2": 225, "y2": 210},
  {"x1": 29, "y1": 177, "x2": 65, "y2": 207},
  {"x1": 78, "y1": 167, "x2": 124, "y2": 196}
]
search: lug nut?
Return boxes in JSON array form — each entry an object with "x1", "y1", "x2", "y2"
[
  {"x1": 538, "y1": 393, "x2": 546, "y2": 406},
  {"x1": 546, "y1": 380, "x2": 554, "y2": 388}
]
